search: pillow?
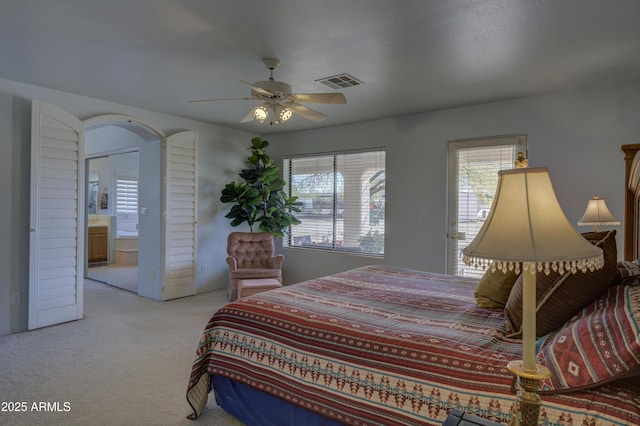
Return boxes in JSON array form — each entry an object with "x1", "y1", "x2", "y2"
[
  {"x1": 504, "y1": 229, "x2": 617, "y2": 338},
  {"x1": 615, "y1": 259, "x2": 640, "y2": 286},
  {"x1": 537, "y1": 284, "x2": 640, "y2": 393},
  {"x1": 474, "y1": 266, "x2": 520, "y2": 308}
]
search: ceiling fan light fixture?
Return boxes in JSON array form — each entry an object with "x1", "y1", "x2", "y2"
[
  {"x1": 252, "y1": 104, "x2": 269, "y2": 123},
  {"x1": 275, "y1": 104, "x2": 292, "y2": 124}
]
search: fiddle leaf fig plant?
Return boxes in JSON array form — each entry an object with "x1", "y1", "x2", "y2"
[{"x1": 220, "y1": 136, "x2": 301, "y2": 237}]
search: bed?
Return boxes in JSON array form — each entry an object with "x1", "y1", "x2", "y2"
[{"x1": 186, "y1": 148, "x2": 640, "y2": 425}]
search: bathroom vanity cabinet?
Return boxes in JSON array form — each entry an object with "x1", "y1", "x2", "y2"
[{"x1": 88, "y1": 226, "x2": 108, "y2": 264}]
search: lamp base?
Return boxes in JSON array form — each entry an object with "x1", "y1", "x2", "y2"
[{"x1": 507, "y1": 360, "x2": 551, "y2": 426}]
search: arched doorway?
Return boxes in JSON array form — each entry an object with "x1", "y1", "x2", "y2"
[{"x1": 83, "y1": 115, "x2": 165, "y2": 296}]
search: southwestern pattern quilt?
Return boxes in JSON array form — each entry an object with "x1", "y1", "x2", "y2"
[{"x1": 187, "y1": 265, "x2": 640, "y2": 425}]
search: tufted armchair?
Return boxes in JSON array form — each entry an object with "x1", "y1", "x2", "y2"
[{"x1": 226, "y1": 231, "x2": 284, "y2": 301}]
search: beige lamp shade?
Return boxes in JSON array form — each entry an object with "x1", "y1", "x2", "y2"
[
  {"x1": 462, "y1": 168, "x2": 604, "y2": 274},
  {"x1": 578, "y1": 195, "x2": 620, "y2": 231}
]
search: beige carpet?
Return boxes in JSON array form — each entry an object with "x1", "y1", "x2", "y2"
[
  {"x1": 87, "y1": 264, "x2": 138, "y2": 293},
  {"x1": 0, "y1": 279, "x2": 244, "y2": 426}
]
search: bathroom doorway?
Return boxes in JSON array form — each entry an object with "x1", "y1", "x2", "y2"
[{"x1": 86, "y1": 152, "x2": 140, "y2": 293}]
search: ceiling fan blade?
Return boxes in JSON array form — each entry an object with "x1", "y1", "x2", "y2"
[
  {"x1": 189, "y1": 97, "x2": 254, "y2": 103},
  {"x1": 239, "y1": 80, "x2": 273, "y2": 97},
  {"x1": 287, "y1": 92, "x2": 346, "y2": 104},
  {"x1": 240, "y1": 107, "x2": 257, "y2": 123},
  {"x1": 285, "y1": 102, "x2": 328, "y2": 122}
]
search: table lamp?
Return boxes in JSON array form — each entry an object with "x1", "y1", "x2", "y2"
[
  {"x1": 462, "y1": 167, "x2": 603, "y2": 425},
  {"x1": 577, "y1": 194, "x2": 620, "y2": 232}
]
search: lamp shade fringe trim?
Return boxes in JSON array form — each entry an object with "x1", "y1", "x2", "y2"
[
  {"x1": 577, "y1": 220, "x2": 620, "y2": 226},
  {"x1": 462, "y1": 255, "x2": 605, "y2": 276}
]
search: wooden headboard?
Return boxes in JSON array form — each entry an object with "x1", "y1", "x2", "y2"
[{"x1": 622, "y1": 143, "x2": 640, "y2": 260}]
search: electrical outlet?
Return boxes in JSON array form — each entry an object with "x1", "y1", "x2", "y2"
[
  {"x1": 200, "y1": 265, "x2": 206, "y2": 275},
  {"x1": 11, "y1": 292, "x2": 21, "y2": 305}
]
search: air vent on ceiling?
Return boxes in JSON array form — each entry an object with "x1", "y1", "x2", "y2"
[{"x1": 316, "y1": 73, "x2": 363, "y2": 90}]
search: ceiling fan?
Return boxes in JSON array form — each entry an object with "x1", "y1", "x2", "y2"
[{"x1": 190, "y1": 58, "x2": 346, "y2": 125}]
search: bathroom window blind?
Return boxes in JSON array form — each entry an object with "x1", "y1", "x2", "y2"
[{"x1": 115, "y1": 171, "x2": 138, "y2": 217}]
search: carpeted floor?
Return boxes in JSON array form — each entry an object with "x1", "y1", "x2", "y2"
[
  {"x1": 87, "y1": 264, "x2": 138, "y2": 293},
  {"x1": 0, "y1": 279, "x2": 244, "y2": 426}
]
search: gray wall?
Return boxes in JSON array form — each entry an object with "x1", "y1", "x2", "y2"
[{"x1": 268, "y1": 80, "x2": 640, "y2": 285}]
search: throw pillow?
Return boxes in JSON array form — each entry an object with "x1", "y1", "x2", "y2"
[
  {"x1": 614, "y1": 259, "x2": 640, "y2": 286},
  {"x1": 504, "y1": 229, "x2": 618, "y2": 338},
  {"x1": 474, "y1": 266, "x2": 520, "y2": 308},
  {"x1": 538, "y1": 284, "x2": 640, "y2": 393}
]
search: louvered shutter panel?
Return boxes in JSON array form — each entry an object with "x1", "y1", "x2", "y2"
[
  {"x1": 162, "y1": 131, "x2": 198, "y2": 300},
  {"x1": 29, "y1": 101, "x2": 83, "y2": 329}
]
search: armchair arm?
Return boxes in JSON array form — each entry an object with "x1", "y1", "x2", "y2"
[
  {"x1": 226, "y1": 256, "x2": 238, "y2": 271},
  {"x1": 269, "y1": 254, "x2": 284, "y2": 270}
]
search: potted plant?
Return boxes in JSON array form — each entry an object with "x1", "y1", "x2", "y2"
[
  {"x1": 358, "y1": 229, "x2": 384, "y2": 254},
  {"x1": 220, "y1": 136, "x2": 302, "y2": 237}
]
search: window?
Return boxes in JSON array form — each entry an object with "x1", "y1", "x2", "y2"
[
  {"x1": 447, "y1": 136, "x2": 527, "y2": 276},
  {"x1": 284, "y1": 150, "x2": 385, "y2": 256},
  {"x1": 115, "y1": 170, "x2": 138, "y2": 236}
]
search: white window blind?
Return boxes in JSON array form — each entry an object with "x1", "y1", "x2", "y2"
[
  {"x1": 457, "y1": 146, "x2": 517, "y2": 222},
  {"x1": 448, "y1": 136, "x2": 526, "y2": 277},
  {"x1": 115, "y1": 171, "x2": 138, "y2": 217},
  {"x1": 284, "y1": 150, "x2": 385, "y2": 256}
]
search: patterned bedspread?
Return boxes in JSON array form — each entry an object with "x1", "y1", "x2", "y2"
[{"x1": 187, "y1": 265, "x2": 640, "y2": 425}]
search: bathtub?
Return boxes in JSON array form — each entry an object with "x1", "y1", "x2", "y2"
[
  {"x1": 114, "y1": 236, "x2": 138, "y2": 265},
  {"x1": 110, "y1": 216, "x2": 139, "y2": 265}
]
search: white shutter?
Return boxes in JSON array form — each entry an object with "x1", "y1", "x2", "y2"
[
  {"x1": 115, "y1": 170, "x2": 139, "y2": 237},
  {"x1": 29, "y1": 101, "x2": 83, "y2": 329},
  {"x1": 162, "y1": 131, "x2": 198, "y2": 300},
  {"x1": 115, "y1": 171, "x2": 138, "y2": 216}
]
